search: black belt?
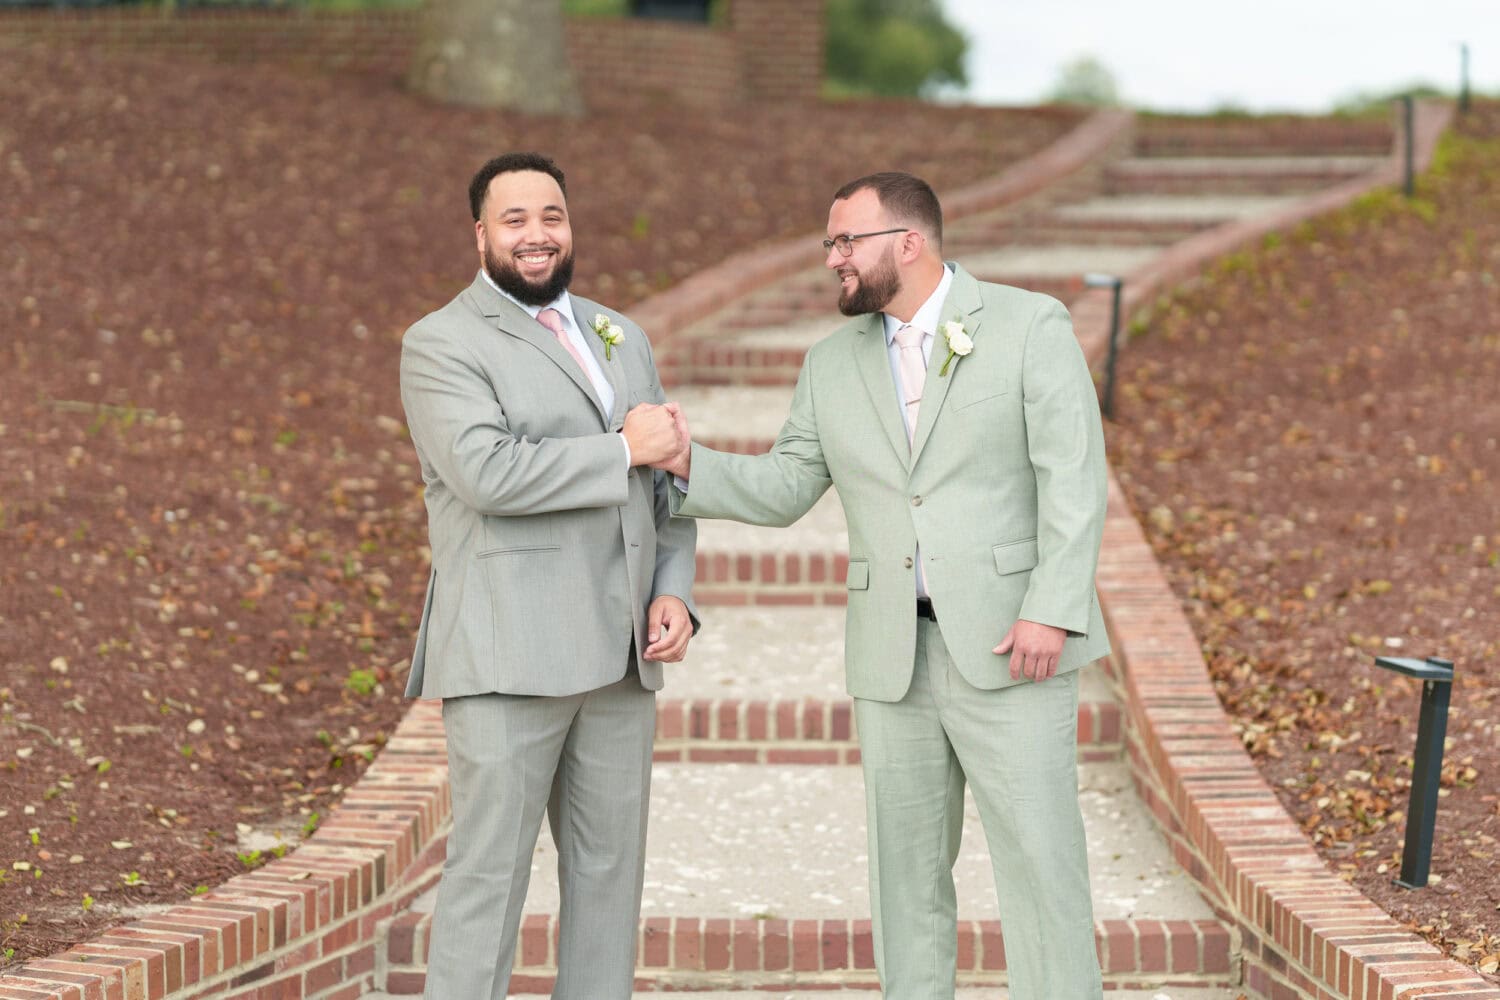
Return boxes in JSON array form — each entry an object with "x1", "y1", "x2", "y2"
[{"x1": 916, "y1": 597, "x2": 937, "y2": 622}]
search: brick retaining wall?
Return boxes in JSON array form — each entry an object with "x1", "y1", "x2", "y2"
[{"x1": 0, "y1": 3, "x2": 818, "y2": 107}]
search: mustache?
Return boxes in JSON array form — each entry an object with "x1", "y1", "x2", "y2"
[{"x1": 514, "y1": 244, "x2": 560, "y2": 255}]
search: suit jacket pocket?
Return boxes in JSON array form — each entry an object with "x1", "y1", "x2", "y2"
[
  {"x1": 846, "y1": 559, "x2": 870, "y2": 590},
  {"x1": 951, "y1": 387, "x2": 1010, "y2": 410},
  {"x1": 992, "y1": 537, "x2": 1039, "y2": 576},
  {"x1": 478, "y1": 544, "x2": 563, "y2": 558}
]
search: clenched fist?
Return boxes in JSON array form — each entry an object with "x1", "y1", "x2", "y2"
[{"x1": 623, "y1": 402, "x2": 686, "y2": 467}]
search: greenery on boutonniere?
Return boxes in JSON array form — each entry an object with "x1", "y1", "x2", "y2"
[
  {"x1": 591, "y1": 313, "x2": 625, "y2": 360},
  {"x1": 938, "y1": 319, "x2": 973, "y2": 376}
]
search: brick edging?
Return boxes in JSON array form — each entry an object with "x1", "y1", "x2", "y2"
[
  {"x1": 652, "y1": 695, "x2": 1122, "y2": 764},
  {"x1": 629, "y1": 106, "x2": 1135, "y2": 345},
  {"x1": 380, "y1": 912, "x2": 1236, "y2": 993},
  {"x1": 1090, "y1": 100, "x2": 1499, "y2": 1000},
  {"x1": 0, "y1": 700, "x2": 452, "y2": 1000}
]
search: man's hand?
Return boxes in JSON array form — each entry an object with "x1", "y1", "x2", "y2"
[
  {"x1": 623, "y1": 402, "x2": 685, "y2": 467},
  {"x1": 643, "y1": 595, "x2": 693, "y2": 662},
  {"x1": 993, "y1": 619, "x2": 1067, "y2": 681},
  {"x1": 654, "y1": 404, "x2": 692, "y2": 481}
]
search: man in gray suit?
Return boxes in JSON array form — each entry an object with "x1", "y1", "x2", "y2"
[
  {"x1": 659, "y1": 172, "x2": 1108, "y2": 999},
  {"x1": 399, "y1": 152, "x2": 699, "y2": 1000}
]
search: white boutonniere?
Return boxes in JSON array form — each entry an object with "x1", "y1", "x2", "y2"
[
  {"x1": 591, "y1": 313, "x2": 625, "y2": 360},
  {"x1": 938, "y1": 319, "x2": 973, "y2": 377}
]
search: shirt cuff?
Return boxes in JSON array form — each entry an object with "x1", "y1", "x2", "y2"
[
  {"x1": 620, "y1": 433, "x2": 632, "y2": 471},
  {"x1": 673, "y1": 475, "x2": 688, "y2": 492}
]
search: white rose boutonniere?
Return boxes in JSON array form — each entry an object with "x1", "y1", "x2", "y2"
[
  {"x1": 938, "y1": 319, "x2": 973, "y2": 377},
  {"x1": 591, "y1": 313, "x2": 625, "y2": 360}
]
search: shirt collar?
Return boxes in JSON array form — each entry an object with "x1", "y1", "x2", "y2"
[
  {"x1": 882, "y1": 263, "x2": 955, "y2": 345},
  {"x1": 481, "y1": 269, "x2": 574, "y2": 326}
]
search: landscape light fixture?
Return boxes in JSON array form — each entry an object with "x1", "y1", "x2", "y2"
[
  {"x1": 1083, "y1": 273, "x2": 1123, "y2": 419},
  {"x1": 1401, "y1": 94, "x2": 1417, "y2": 197},
  {"x1": 1459, "y1": 43, "x2": 1471, "y2": 113},
  {"x1": 1372, "y1": 655, "x2": 1456, "y2": 889}
]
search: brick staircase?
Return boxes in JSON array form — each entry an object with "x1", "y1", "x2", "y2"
[
  {"x1": 357, "y1": 120, "x2": 1413, "y2": 1000},
  {"x1": 356, "y1": 117, "x2": 1450, "y2": 1000}
]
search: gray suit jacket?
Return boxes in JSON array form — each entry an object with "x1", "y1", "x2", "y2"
[
  {"x1": 673, "y1": 264, "x2": 1108, "y2": 702},
  {"x1": 400, "y1": 274, "x2": 698, "y2": 699}
]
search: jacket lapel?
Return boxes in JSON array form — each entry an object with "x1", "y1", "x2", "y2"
[
  {"x1": 469, "y1": 274, "x2": 607, "y2": 424},
  {"x1": 911, "y1": 264, "x2": 984, "y2": 462},
  {"x1": 852, "y1": 313, "x2": 912, "y2": 467}
]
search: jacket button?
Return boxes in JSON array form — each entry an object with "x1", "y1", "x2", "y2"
[
  {"x1": 911, "y1": 495, "x2": 923, "y2": 507},
  {"x1": 903, "y1": 556, "x2": 914, "y2": 569}
]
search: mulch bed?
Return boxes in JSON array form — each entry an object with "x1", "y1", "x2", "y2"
[
  {"x1": 0, "y1": 41, "x2": 1082, "y2": 963},
  {"x1": 1109, "y1": 103, "x2": 1500, "y2": 980}
]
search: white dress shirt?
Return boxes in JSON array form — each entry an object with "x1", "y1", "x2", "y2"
[
  {"x1": 880, "y1": 263, "x2": 955, "y2": 598},
  {"x1": 881, "y1": 263, "x2": 955, "y2": 434}
]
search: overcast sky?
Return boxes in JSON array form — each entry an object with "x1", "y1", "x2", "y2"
[{"x1": 941, "y1": 1, "x2": 1497, "y2": 112}]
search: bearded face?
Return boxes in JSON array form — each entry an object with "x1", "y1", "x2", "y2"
[
  {"x1": 484, "y1": 238, "x2": 575, "y2": 307},
  {"x1": 475, "y1": 169, "x2": 576, "y2": 307},
  {"x1": 837, "y1": 242, "x2": 902, "y2": 317}
]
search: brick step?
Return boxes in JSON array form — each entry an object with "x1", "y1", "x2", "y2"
[
  {"x1": 377, "y1": 755, "x2": 1229, "y2": 994},
  {"x1": 693, "y1": 549, "x2": 846, "y2": 607},
  {"x1": 367, "y1": 988, "x2": 1244, "y2": 999},
  {"x1": 961, "y1": 244, "x2": 1164, "y2": 285},
  {"x1": 661, "y1": 272, "x2": 1089, "y2": 389},
  {"x1": 1104, "y1": 154, "x2": 1383, "y2": 195},
  {"x1": 695, "y1": 433, "x2": 776, "y2": 455},
  {"x1": 653, "y1": 695, "x2": 1123, "y2": 763},
  {"x1": 661, "y1": 349, "x2": 806, "y2": 388},
  {"x1": 1134, "y1": 121, "x2": 1392, "y2": 158},
  {"x1": 714, "y1": 302, "x2": 839, "y2": 329},
  {"x1": 959, "y1": 218, "x2": 1208, "y2": 247},
  {"x1": 660, "y1": 604, "x2": 1119, "y2": 759},
  {"x1": 380, "y1": 914, "x2": 1238, "y2": 994}
]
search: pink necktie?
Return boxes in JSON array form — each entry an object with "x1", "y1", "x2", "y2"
[
  {"x1": 894, "y1": 324, "x2": 927, "y2": 445},
  {"x1": 537, "y1": 307, "x2": 591, "y2": 374}
]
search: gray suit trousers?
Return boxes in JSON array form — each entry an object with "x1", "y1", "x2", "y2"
[{"x1": 422, "y1": 669, "x2": 655, "y2": 1000}]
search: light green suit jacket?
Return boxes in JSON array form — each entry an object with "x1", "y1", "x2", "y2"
[{"x1": 672, "y1": 264, "x2": 1108, "y2": 702}]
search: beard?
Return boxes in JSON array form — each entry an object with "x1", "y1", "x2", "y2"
[
  {"x1": 837, "y1": 246, "x2": 902, "y2": 316},
  {"x1": 484, "y1": 242, "x2": 576, "y2": 307}
]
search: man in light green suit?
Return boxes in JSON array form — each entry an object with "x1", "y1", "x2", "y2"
[
  {"x1": 400, "y1": 153, "x2": 698, "y2": 1000},
  {"x1": 660, "y1": 172, "x2": 1108, "y2": 999}
]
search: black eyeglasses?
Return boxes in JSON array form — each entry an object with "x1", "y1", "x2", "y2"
[{"x1": 822, "y1": 228, "x2": 909, "y2": 257}]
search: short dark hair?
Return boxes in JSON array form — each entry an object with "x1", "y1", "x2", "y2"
[
  {"x1": 469, "y1": 152, "x2": 567, "y2": 222},
  {"x1": 833, "y1": 172, "x2": 943, "y2": 249}
]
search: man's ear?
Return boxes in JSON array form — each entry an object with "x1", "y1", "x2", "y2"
[
  {"x1": 474, "y1": 219, "x2": 486, "y2": 255},
  {"x1": 899, "y1": 229, "x2": 926, "y2": 264}
]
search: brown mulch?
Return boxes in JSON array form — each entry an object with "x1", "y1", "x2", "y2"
[
  {"x1": 0, "y1": 41, "x2": 1083, "y2": 963},
  {"x1": 1108, "y1": 103, "x2": 1500, "y2": 980}
]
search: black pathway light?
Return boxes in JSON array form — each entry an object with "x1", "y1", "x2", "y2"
[{"x1": 1372, "y1": 655, "x2": 1456, "y2": 890}]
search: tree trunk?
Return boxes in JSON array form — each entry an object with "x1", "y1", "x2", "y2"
[{"x1": 407, "y1": 0, "x2": 584, "y2": 115}]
